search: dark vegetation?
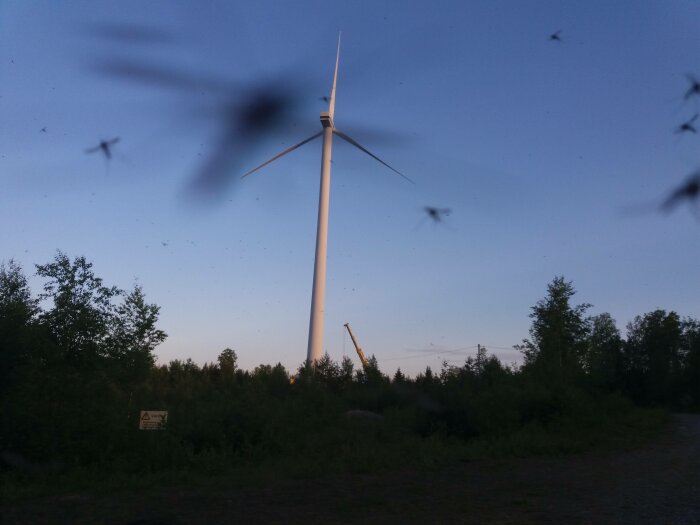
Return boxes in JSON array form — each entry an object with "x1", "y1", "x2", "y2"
[{"x1": 1, "y1": 255, "x2": 698, "y2": 498}]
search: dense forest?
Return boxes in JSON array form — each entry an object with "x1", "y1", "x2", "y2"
[{"x1": 1, "y1": 253, "x2": 698, "y2": 489}]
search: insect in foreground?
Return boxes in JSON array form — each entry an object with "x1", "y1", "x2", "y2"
[
  {"x1": 675, "y1": 114, "x2": 698, "y2": 134},
  {"x1": 549, "y1": 30, "x2": 562, "y2": 42},
  {"x1": 684, "y1": 74, "x2": 700, "y2": 101},
  {"x1": 661, "y1": 172, "x2": 700, "y2": 218},
  {"x1": 424, "y1": 206, "x2": 452, "y2": 222},
  {"x1": 93, "y1": 57, "x2": 305, "y2": 203},
  {"x1": 85, "y1": 138, "x2": 120, "y2": 159}
]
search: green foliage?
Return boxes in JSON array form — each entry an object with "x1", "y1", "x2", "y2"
[
  {"x1": 340, "y1": 355, "x2": 355, "y2": 383},
  {"x1": 0, "y1": 260, "x2": 45, "y2": 391},
  {"x1": 108, "y1": 285, "x2": 167, "y2": 384},
  {"x1": 518, "y1": 276, "x2": 591, "y2": 380},
  {"x1": 0, "y1": 260, "x2": 38, "y2": 322},
  {"x1": 217, "y1": 348, "x2": 238, "y2": 377},
  {"x1": 680, "y1": 318, "x2": 700, "y2": 409},
  {"x1": 517, "y1": 278, "x2": 699, "y2": 407},
  {"x1": 623, "y1": 310, "x2": 684, "y2": 406},
  {"x1": 584, "y1": 313, "x2": 623, "y2": 392},
  {"x1": 2, "y1": 265, "x2": 697, "y2": 497},
  {"x1": 36, "y1": 252, "x2": 122, "y2": 368},
  {"x1": 1, "y1": 252, "x2": 167, "y2": 470},
  {"x1": 314, "y1": 353, "x2": 344, "y2": 388}
]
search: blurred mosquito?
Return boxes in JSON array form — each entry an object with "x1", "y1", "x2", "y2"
[
  {"x1": 82, "y1": 21, "x2": 175, "y2": 45},
  {"x1": 424, "y1": 206, "x2": 451, "y2": 222},
  {"x1": 413, "y1": 206, "x2": 453, "y2": 231},
  {"x1": 85, "y1": 138, "x2": 120, "y2": 159},
  {"x1": 622, "y1": 170, "x2": 700, "y2": 219},
  {"x1": 91, "y1": 32, "x2": 412, "y2": 206},
  {"x1": 685, "y1": 74, "x2": 700, "y2": 101},
  {"x1": 661, "y1": 172, "x2": 700, "y2": 218},
  {"x1": 675, "y1": 113, "x2": 698, "y2": 134},
  {"x1": 92, "y1": 54, "x2": 312, "y2": 204},
  {"x1": 549, "y1": 30, "x2": 562, "y2": 42}
]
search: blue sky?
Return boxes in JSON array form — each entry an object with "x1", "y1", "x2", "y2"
[{"x1": 1, "y1": 0, "x2": 699, "y2": 375}]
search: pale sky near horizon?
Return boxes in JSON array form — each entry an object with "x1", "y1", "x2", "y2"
[{"x1": 2, "y1": 0, "x2": 699, "y2": 376}]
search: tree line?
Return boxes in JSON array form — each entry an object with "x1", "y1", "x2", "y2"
[
  {"x1": 516, "y1": 276, "x2": 699, "y2": 408},
  {"x1": 0, "y1": 254, "x2": 697, "y2": 479}
]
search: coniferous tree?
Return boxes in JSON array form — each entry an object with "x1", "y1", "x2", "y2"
[
  {"x1": 518, "y1": 276, "x2": 591, "y2": 381},
  {"x1": 340, "y1": 355, "x2": 355, "y2": 384}
]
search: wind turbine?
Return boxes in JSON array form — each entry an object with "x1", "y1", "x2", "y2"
[{"x1": 242, "y1": 36, "x2": 413, "y2": 364}]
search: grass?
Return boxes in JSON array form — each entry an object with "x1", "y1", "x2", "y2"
[{"x1": 0, "y1": 404, "x2": 670, "y2": 505}]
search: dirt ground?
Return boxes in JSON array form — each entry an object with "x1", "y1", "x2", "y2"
[{"x1": 3, "y1": 414, "x2": 699, "y2": 524}]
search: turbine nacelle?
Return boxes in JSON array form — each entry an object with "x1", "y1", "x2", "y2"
[{"x1": 320, "y1": 111, "x2": 335, "y2": 129}]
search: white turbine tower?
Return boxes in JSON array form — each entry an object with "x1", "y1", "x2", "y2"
[{"x1": 242, "y1": 36, "x2": 412, "y2": 365}]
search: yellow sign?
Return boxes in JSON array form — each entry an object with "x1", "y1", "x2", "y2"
[{"x1": 139, "y1": 410, "x2": 168, "y2": 430}]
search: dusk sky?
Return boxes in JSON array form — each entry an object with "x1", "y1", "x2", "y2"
[{"x1": 2, "y1": 0, "x2": 699, "y2": 376}]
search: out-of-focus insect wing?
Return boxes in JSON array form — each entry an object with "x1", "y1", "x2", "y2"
[
  {"x1": 685, "y1": 74, "x2": 700, "y2": 99},
  {"x1": 661, "y1": 173, "x2": 700, "y2": 213},
  {"x1": 92, "y1": 59, "x2": 235, "y2": 95},
  {"x1": 83, "y1": 22, "x2": 175, "y2": 45}
]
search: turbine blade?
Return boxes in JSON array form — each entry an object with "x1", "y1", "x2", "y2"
[
  {"x1": 333, "y1": 130, "x2": 414, "y2": 184},
  {"x1": 328, "y1": 32, "x2": 341, "y2": 119},
  {"x1": 241, "y1": 131, "x2": 323, "y2": 178}
]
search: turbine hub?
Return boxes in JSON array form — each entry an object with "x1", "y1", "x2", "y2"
[{"x1": 320, "y1": 111, "x2": 334, "y2": 129}]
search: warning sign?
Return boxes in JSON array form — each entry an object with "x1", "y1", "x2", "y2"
[{"x1": 139, "y1": 410, "x2": 168, "y2": 430}]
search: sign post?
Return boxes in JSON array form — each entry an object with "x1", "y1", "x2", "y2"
[{"x1": 139, "y1": 410, "x2": 168, "y2": 430}]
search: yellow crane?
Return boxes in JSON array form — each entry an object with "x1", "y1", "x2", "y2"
[{"x1": 344, "y1": 322, "x2": 370, "y2": 370}]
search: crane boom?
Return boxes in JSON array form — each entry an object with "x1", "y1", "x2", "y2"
[{"x1": 344, "y1": 322, "x2": 370, "y2": 370}]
